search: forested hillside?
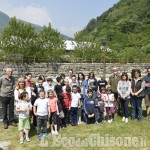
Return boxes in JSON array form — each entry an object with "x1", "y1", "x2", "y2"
[{"x1": 75, "y1": 0, "x2": 150, "y2": 56}]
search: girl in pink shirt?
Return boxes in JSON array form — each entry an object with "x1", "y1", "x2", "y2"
[{"x1": 48, "y1": 90, "x2": 59, "y2": 135}]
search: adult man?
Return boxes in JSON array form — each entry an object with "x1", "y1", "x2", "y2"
[
  {"x1": 144, "y1": 67, "x2": 150, "y2": 119},
  {"x1": 108, "y1": 67, "x2": 121, "y2": 115},
  {"x1": 0, "y1": 67, "x2": 17, "y2": 129}
]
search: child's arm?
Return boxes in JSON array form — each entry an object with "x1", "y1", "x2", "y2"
[
  {"x1": 33, "y1": 106, "x2": 37, "y2": 116},
  {"x1": 78, "y1": 98, "x2": 81, "y2": 108},
  {"x1": 56, "y1": 100, "x2": 59, "y2": 115},
  {"x1": 111, "y1": 95, "x2": 115, "y2": 102}
]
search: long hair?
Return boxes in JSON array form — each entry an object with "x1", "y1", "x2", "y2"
[{"x1": 16, "y1": 78, "x2": 26, "y2": 90}]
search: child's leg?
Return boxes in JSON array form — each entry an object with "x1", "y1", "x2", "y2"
[
  {"x1": 105, "y1": 107, "x2": 110, "y2": 120},
  {"x1": 78, "y1": 107, "x2": 81, "y2": 122},
  {"x1": 110, "y1": 107, "x2": 115, "y2": 119},
  {"x1": 20, "y1": 130, "x2": 24, "y2": 139},
  {"x1": 37, "y1": 116, "x2": 42, "y2": 134},
  {"x1": 74, "y1": 107, "x2": 78, "y2": 124},
  {"x1": 24, "y1": 117, "x2": 30, "y2": 138},
  {"x1": 42, "y1": 117, "x2": 48, "y2": 133},
  {"x1": 70, "y1": 107, "x2": 74, "y2": 123},
  {"x1": 95, "y1": 109, "x2": 100, "y2": 122}
]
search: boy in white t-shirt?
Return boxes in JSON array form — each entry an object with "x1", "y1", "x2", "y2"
[
  {"x1": 34, "y1": 90, "x2": 50, "y2": 140},
  {"x1": 70, "y1": 85, "x2": 81, "y2": 126}
]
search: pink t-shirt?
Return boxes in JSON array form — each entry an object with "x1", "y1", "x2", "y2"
[{"x1": 48, "y1": 97, "x2": 58, "y2": 113}]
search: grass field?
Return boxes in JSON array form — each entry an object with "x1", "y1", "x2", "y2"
[{"x1": 0, "y1": 106, "x2": 150, "y2": 150}]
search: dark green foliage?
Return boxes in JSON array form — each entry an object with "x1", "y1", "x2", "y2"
[{"x1": 74, "y1": 0, "x2": 150, "y2": 62}]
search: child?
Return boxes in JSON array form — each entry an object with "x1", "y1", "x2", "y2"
[
  {"x1": 25, "y1": 73, "x2": 32, "y2": 87},
  {"x1": 30, "y1": 82, "x2": 37, "y2": 127},
  {"x1": 95, "y1": 94, "x2": 105, "y2": 125},
  {"x1": 44, "y1": 78, "x2": 55, "y2": 97},
  {"x1": 62, "y1": 86, "x2": 71, "y2": 128},
  {"x1": 104, "y1": 88, "x2": 115, "y2": 123},
  {"x1": 35, "y1": 76, "x2": 44, "y2": 98},
  {"x1": 62, "y1": 79, "x2": 70, "y2": 92},
  {"x1": 84, "y1": 89, "x2": 96, "y2": 124},
  {"x1": 70, "y1": 75, "x2": 79, "y2": 87},
  {"x1": 34, "y1": 90, "x2": 50, "y2": 140},
  {"x1": 16, "y1": 92, "x2": 32, "y2": 144},
  {"x1": 48, "y1": 90, "x2": 59, "y2": 135},
  {"x1": 54, "y1": 76, "x2": 63, "y2": 96},
  {"x1": 70, "y1": 85, "x2": 81, "y2": 126}
]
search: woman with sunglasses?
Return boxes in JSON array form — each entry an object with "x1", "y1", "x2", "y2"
[{"x1": 117, "y1": 72, "x2": 131, "y2": 123}]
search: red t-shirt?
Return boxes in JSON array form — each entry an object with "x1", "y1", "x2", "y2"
[
  {"x1": 48, "y1": 97, "x2": 58, "y2": 112},
  {"x1": 62, "y1": 92, "x2": 71, "y2": 109}
]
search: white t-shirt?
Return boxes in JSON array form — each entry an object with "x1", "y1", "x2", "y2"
[
  {"x1": 34, "y1": 98, "x2": 49, "y2": 116},
  {"x1": 71, "y1": 92, "x2": 81, "y2": 107},
  {"x1": 104, "y1": 93, "x2": 114, "y2": 107},
  {"x1": 16, "y1": 101, "x2": 32, "y2": 118}
]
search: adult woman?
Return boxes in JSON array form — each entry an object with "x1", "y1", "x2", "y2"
[
  {"x1": 85, "y1": 71, "x2": 98, "y2": 98},
  {"x1": 117, "y1": 72, "x2": 131, "y2": 123},
  {"x1": 14, "y1": 78, "x2": 31, "y2": 102},
  {"x1": 130, "y1": 69, "x2": 145, "y2": 122},
  {"x1": 77, "y1": 72, "x2": 86, "y2": 100}
]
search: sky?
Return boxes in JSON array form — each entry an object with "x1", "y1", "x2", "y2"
[{"x1": 0, "y1": 0, "x2": 120, "y2": 37}]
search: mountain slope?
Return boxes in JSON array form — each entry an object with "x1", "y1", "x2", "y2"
[
  {"x1": 0, "y1": 11, "x2": 71, "y2": 40},
  {"x1": 75, "y1": 0, "x2": 150, "y2": 51}
]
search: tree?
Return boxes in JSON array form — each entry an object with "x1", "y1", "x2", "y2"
[
  {"x1": 0, "y1": 17, "x2": 37, "y2": 62},
  {"x1": 37, "y1": 23, "x2": 65, "y2": 62}
]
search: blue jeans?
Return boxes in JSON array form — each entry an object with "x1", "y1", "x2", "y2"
[
  {"x1": 120, "y1": 98, "x2": 129, "y2": 118},
  {"x1": 131, "y1": 96, "x2": 143, "y2": 120}
]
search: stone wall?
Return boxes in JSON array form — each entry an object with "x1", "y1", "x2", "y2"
[{"x1": 0, "y1": 62, "x2": 149, "y2": 79}]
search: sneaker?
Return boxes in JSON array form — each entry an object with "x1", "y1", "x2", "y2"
[
  {"x1": 3, "y1": 123, "x2": 8, "y2": 129},
  {"x1": 125, "y1": 118, "x2": 128, "y2": 123},
  {"x1": 37, "y1": 134, "x2": 41, "y2": 140},
  {"x1": 54, "y1": 131, "x2": 58, "y2": 136},
  {"x1": 43, "y1": 133, "x2": 49, "y2": 137},
  {"x1": 26, "y1": 137, "x2": 30, "y2": 142},
  {"x1": 51, "y1": 130, "x2": 55, "y2": 135},
  {"x1": 122, "y1": 117, "x2": 125, "y2": 122},
  {"x1": 20, "y1": 138, "x2": 24, "y2": 144},
  {"x1": 78, "y1": 121, "x2": 82, "y2": 125},
  {"x1": 110, "y1": 119, "x2": 114, "y2": 122},
  {"x1": 108, "y1": 120, "x2": 111, "y2": 123},
  {"x1": 95, "y1": 121, "x2": 99, "y2": 125}
]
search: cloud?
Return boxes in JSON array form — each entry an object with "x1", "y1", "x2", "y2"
[
  {"x1": 0, "y1": 2, "x2": 52, "y2": 26},
  {"x1": 59, "y1": 26, "x2": 82, "y2": 37}
]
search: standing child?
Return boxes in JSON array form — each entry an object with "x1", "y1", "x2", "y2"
[
  {"x1": 62, "y1": 86, "x2": 71, "y2": 128},
  {"x1": 104, "y1": 88, "x2": 115, "y2": 123},
  {"x1": 84, "y1": 89, "x2": 96, "y2": 124},
  {"x1": 48, "y1": 90, "x2": 59, "y2": 135},
  {"x1": 70, "y1": 85, "x2": 81, "y2": 126},
  {"x1": 54, "y1": 76, "x2": 63, "y2": 96},
  {"x1": 34, "y1": 90, "x2": 50, "y2": 140},
  {"x1": 16, "y1": 92, "x2": 32, "y2": 144},
  {"x1": 44, "y1": 78, "x2": 54, "y2": 97},
  {"x1": 35, "y1": 76, "x2": 44, "y2": 98}
]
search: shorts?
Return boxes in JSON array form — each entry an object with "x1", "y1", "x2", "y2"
[
  {"x1": 145, "y1": 94, "x2": 150, "y2": 106},
  {"x1": 18, "y1": 117, "x2": 30, "y2": 131},
  {"x1": 49, "y1": 112, "x2": 57, "y2": 125}
]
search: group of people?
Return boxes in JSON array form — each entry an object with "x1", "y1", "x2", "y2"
[{"x1": 0, "y1": 67, "x2": 150, "y2": 144}]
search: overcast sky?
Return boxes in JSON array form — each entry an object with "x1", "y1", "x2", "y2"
[{"x1": 0, "y1": 0, "x2": 120, "y2": 37}]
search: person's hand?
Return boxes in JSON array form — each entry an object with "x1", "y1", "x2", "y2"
[
  {"x1": 34, "y1": 113, "x2": 37, "y2": 116},
  {"x1": 88, "y1": 114, "x2": 91, "y2": 118},
  {"x1": 134, "y1": 92, "x2": 138, "y2": 96},
  {"x1": 78, "y1": 105, "x2": 81, "y2": 108},
  {"x1": 91, "y1": 114, "x2": 94, "y2": 117},
  {"x1": 145, "y1": 83, "x2": 150, "y2": 87},
  {"x1": 131, "y1": 93, "x2": 135, "y2": 96},
  {"x1": 57, "y1": 112, "x2": 60, "y2": 116}
]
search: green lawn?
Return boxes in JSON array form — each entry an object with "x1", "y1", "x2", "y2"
[{"x1": 0, "y1": 107, "x2": 150, "y2": 150}]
